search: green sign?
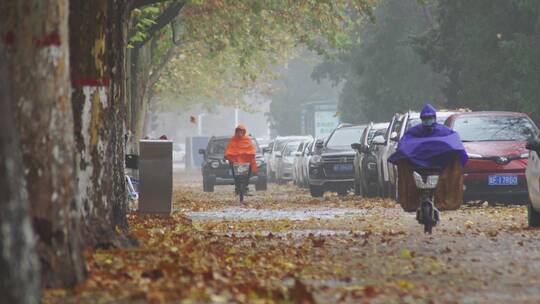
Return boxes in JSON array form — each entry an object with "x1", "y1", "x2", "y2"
[{"x1": 315, "y1": 111, "x2": 339, "y2": 137}]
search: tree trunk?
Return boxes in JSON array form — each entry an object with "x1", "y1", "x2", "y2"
[
  {"x1": 70, "y1": 0, "x2": 130, "y2": 246},
  {"x1": 0, "y1": 6, "x2": 40, "y2": 301},
  {"x1": 2, "y1": 0, "x2": 86, "y2": 288}
]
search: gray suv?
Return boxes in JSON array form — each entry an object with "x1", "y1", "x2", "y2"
[{"x1": 308, "y1": 124, "x2": 367, "y2": 197}]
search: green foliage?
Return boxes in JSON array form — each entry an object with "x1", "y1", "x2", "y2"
[
  {"x1": 153, "y1": 0, "x2": 374, "y2": 110},
  {"x1": 414, "y1": 0, "x2": 540, "y2": 123},
  {"x1": 313, "y1": 0, "x2": 444, "y2": 124}
]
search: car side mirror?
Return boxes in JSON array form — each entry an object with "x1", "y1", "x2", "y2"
[
  {"x1": 275, "y1": 151, "x2": 282, "y2": 158},
  {"x1": 315, "y1": 140, "x2": 324, "y2": 149},
  {"x1": 262, "y1": 147, "x2": 271, "y2": 154},
  {"x1": 351, "y1": 143, "x2": 361, "y2": 151},
  {"x1": 361, "y1": 145, "x2": 370, "y2": 153},
  {"x1": 390, "y1": 131, "x2": 399, "y2": 141},
  {"x1": 198, "y1": 148, "x2": 206, "y2": 155},
  {"x1": 526, "y1": 139, "x2": 540, "y2": 153},
  {"x1": 372, "y1": 135, "x2": 385, "y2": 145}
]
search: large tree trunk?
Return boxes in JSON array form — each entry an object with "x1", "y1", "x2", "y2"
[
  {"x1": 0, "y1": 8, "x2": 40, "y2": 301},
  {"x1": 2, "y1": 0, "x2": 86, "y2": 288},
  {"x1": 70, "y1": 0, "x2": 130, "y2": 246}
]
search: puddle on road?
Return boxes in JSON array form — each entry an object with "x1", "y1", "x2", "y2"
[
  {"x1": 221, "y1": 229, "x2": 353, "y2": 238},
  {"x1": 186, "y1": 207, "x2": 368, "y2": 221}
]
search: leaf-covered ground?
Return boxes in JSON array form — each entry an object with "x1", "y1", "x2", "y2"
[{"x1": 44, "y1": 171, "x2": 540, "y2": 303}]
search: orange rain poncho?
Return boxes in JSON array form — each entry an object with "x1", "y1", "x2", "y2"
[{"x1": 224, "y1": 124, "x2": 257, "y2": 173}]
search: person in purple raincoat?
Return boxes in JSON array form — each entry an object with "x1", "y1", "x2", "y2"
[
  {"x1": 389, "y1": 104, "x2": 468, "y2": 212},
  {"x1": 389, "y1": 104, "x2": 468, "y2": 169}
]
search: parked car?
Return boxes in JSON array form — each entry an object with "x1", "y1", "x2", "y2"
[
  {"x1": 200, "y1": 136, "x2": 267, "y2": 192},
  {"x1": 301, "y1": 138, "x2": 321, "y2": 188},
  {"x1": 267, "y1": 136, "x2": 311, "y2": 183},
  {"x1": 308, "y1": 124, "x2": 367, "y2": 197},
  {"x1": 446, "y1": 111, "x2": 539, "y2": 204},
  {"x1": 276, "y1": 140, "x2": 305, "y2": 184},
  {"x1": 263, "y1": 141, "x2": 274, "y2": 180},
  {"x1": 526, "y1": 137, "x2": 540, "y2": 226},
  {"x1": 292, "y1": 139, "x2": 313, "y2": 186},
  {"x1": 371, "y1": 113, "x2": 402, "y2": 198},
  {"x1": 387, "y1": 110, "x2": 461, "y2": 199},
  {"x1": 352, "y1": 122, "x2": 389, "y2": 197}
]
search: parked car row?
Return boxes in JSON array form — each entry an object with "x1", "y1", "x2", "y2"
[{"x1": 265, "y1": 110, "x2": 540, "y2": 227}]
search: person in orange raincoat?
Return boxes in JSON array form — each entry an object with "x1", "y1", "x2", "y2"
[{"x1": 224, "y1": 124, "x2": 258, "y2": 173}]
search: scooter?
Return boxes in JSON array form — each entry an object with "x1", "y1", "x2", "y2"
[
  {"x1": 413, "y1": 169, "x2": 441, "y2": 234},
  {"x1": 231, "y1": 162, "x2": 251, "y2": 202}
]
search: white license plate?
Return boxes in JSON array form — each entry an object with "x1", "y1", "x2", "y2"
[
  {"x1": 488, "y1": 175, "x2": 518, "y2": 186},
  {"x1": 334, "y1": 164, "x2": 353, "y2": 172}
]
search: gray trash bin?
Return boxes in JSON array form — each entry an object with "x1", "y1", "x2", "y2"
[{"x1": 138, "y1": 140, "x2": 173, "y2": 215}]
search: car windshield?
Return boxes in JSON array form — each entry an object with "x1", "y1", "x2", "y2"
[
  {"x1": 208, "y1": 138, "x2": 260, "y2": 155},
  {"x1": 274, "y1": 139, "x2": 288, "y2": 152},
  {"x1": 453, "y1": 116, "x2": 538, "y2": 141},
  {"x1": 283, "y1": 141, "x2": 301, "y2": 156},
  {"x1": 326, "y1": 127, "x2": 365, "y2": 149},
  {"x1": 407, "y1": 115, "x2": 451, "y2": 130}
]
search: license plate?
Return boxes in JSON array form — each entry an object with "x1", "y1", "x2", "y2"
[
  {"x1": 334, "y1": 164, "x2": 353, "y2": 172},
  {"x1": 488, "y1": 175, "x2": 518, "y2": 186}
]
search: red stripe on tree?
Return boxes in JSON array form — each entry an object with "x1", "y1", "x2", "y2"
[
  {"x1": 33, "y1": 32, "x2": 61, "y2": 48},
  {"x1": 71, "y1": 76, "x2": 110, "y2": 87}
]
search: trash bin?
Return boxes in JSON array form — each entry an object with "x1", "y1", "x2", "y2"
[{"x1": 138, "y1": 139, "x2": 173, "y2": 215}]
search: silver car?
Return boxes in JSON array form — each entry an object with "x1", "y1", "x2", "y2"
[
  {"x1": 276, "y1": 140, "x2": 304, "y2": 183},
  {"x1": 268, "y1": 136, "x2": 312, "y2": 183},
  {"x1": 293, "y1": 139, "x2": 313, "y2": 187}
]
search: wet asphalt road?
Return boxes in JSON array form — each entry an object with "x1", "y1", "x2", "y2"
[{"x1": 175, "y1": 169, "x2": 540, "y2": 303}]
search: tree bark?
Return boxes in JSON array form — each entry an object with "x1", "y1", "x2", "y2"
[
  {"x1": 0, "y1": 4, "x2": 40, "y2": 301},
  {"x1": 70, "y1": 0, "x2": 130, "y2": 246},
  {"x1": 2, "y1": 0, "x2": 86, "y2": 288}
]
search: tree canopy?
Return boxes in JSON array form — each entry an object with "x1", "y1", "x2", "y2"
[
  {"x1": 134, "y1": 0, "x2": 374, "y2": 110},
  {"x1": 313, "y1": 0, "x2": 444, "y2": 123},
  {"x1": 414, "y1": 0, "x2": 540, "y2": 123}
]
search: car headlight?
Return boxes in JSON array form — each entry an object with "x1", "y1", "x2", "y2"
[
  {"x1": 310, "y1": 155, "x2": 322, "y2": 165},
  {"x1": 467, "y1": 153, "x2": 483, "y2": 159},
  {"x1": 520, "y1": 152, "x2": 529, "y2": 159},
  {"x1": 210, "y1": 161, "x2": 220, "y2": 168}
]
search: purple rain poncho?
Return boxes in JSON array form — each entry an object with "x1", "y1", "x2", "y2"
[{"x1": 388, "y1": 104, "x2": 468, "y2": 169}]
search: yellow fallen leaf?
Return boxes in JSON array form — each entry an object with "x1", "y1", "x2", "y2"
[
  {"x1": 400, "y1": 248, "x2": 412, "y2": 259},
  {"x1": 396, "y1": 279, "x2": 414, "y2": 289}
]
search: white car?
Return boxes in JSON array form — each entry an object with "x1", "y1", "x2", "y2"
[
  {"x1": 268, "y1": 136, "x2": 312, "y2": 182},
  {"x1": 276, "y1": 140, "x2": 304, "y2": 183},
  {"x1": 292, "y1": 139, "x2": 313, "y2": 186},
  {"x1": 526, "y1": 138, "x2": 540, "y2": 226}
]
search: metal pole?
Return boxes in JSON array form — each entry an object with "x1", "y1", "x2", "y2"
[{"x1": 197, "y1": 114, "x2": 203, "y2": 135}]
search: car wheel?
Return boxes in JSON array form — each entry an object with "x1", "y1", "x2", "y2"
[
  {"x1": 528, "y1": 200, "x2": 540, "y2": 227},
  {"x1": 203, "y1": 179, "x2": 214, "y2": 192},
  {"x1": 256, "y1": 177, "x2": 267, "y2": 191},
  {"x1": 309, "y1": 185, "x2": 324, "y2": 197}
]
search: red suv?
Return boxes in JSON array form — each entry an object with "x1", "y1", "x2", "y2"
[{"x1": 445, "y1": 112, "x2": 539, "y2": 204}]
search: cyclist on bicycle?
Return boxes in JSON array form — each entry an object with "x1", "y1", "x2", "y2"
[{"x1": 224, "y1": 125, "x2": 257, "y2": 193}]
